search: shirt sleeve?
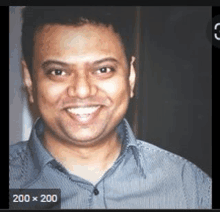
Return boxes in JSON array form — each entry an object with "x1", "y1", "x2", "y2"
[
  {"x1": 182, "y1": 161, "x2": 212, "y2": 209},
  {"x1": 9, "y1": 142, "x2": 28, "y2": 189},
  {"x1": 195, "y1": 165, "x2": 212, "y2": 209}
]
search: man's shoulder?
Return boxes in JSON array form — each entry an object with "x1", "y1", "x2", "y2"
[
  {"x1": 136, "y1": 139, "x2": 189, "y2": 164},
  {"x1": 9, "y1": 141, "x2": 30, "y2": 188},
  {"x1": 10, "y1": 141, "x2": 29, "y2": 161},
  {"x1": 136, "y1": 139, "x2": 210, "y2": 178},
  {"x1": 136, "y1": 139, "x2": 212, "y2": 208}
]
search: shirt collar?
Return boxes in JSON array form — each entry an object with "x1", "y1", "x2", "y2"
[
  {"x1": 117, "y1": 118, "x2": 146, "y2": 179},
  {"x1": 28, "y1": 117, "x2": 146, "y2": 178},
  {"x1": 27, "y1": 117, "x2": 54, "y2": 173}
]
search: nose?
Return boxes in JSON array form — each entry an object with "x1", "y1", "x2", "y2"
[{"x1": 67, "y1": 72, "x2": 97, "y2": 99}]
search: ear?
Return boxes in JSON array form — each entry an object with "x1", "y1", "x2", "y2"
[
  {"x1": 129, "y1": 56, "x2": 136, "y2": 98},
  {"x1": 22, "y1": 60, "x2": 34, "y2": 103}
]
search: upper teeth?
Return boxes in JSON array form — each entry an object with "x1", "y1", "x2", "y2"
[{"x1": 67, "y1": 106, "x2": 100, "y2": 115}]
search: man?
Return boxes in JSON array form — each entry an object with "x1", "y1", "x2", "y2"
[{"x1": 9, "y1": 6, "x2": 211, "y2": 209}]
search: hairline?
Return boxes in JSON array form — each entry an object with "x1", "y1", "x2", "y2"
[{"x1": 21, "y1": 7, "x2": 134, "y2": 78}]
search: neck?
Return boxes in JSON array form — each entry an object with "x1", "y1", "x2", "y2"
[{"x1": 43, "y1": 129, "x2": 121, "y2": 172}]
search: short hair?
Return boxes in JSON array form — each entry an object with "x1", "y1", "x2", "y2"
[{"x1": 21, "y1": 6, "x2": 136, "y2": 77}]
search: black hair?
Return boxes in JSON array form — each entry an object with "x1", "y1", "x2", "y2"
[{"x1": 21, "y1": 6, "x2": 136, "y2": 76}]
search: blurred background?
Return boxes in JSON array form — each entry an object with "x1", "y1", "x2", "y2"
[{"x1": 9, "y1": 6, "x2": 212, "y2": 177}]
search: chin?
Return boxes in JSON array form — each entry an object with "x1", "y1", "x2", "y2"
[{"x1": 61, "y1": 122, "x2": 108, "y2": 145}]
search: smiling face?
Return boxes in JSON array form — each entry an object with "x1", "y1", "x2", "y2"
[{"x1": 22, "y1": 23, "x2": 136, "y2": 148}]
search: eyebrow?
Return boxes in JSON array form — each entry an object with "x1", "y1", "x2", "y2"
[
  {"x1": 41, "y1": 57, "x2": 120, "y2": 69},
  {"x1": 93, "y1": 57, "x2": 120, "y2": 65},
  {"x1": 41, "y1": 60, "x2": 69, "y2": 69}
]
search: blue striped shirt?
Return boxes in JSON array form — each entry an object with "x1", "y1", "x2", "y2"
[{"x1": 9, "y1": 117, "x2": 211, "y2": 209}]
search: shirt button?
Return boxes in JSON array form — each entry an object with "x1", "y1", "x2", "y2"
[{"x1": 93, "y1": 188, "x2": 99, "y2": 195}]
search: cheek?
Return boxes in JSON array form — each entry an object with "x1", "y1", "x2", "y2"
[
  {"x1": 36, "y1": 82, "x2": 66, "y2": 108},
  {"x1": 100, "y1": 77, "x2": 130, "y2": 105}
]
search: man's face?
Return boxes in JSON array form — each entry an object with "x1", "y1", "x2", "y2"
[{"x1": 23, "y1": 23, "x2": 136, "y2": 147}]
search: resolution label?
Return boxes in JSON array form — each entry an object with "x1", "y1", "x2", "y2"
[{"x1": 9, "y1": 189, "x2": 61, "y2": 209}]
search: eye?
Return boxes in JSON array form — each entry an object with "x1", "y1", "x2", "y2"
[
  {"x1": 50, "y1": 69, "x2": 66, "y2": 76},
  {"x1": 96, "y1": 67, "x2": 114, "y2": 74}
]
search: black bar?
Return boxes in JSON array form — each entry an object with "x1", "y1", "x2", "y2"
[
  {"x1": 1, "y1": 0, "x2": 220, "y2": 7},
  {"x1": 212, "y1": 6, "x2": 219, "y2": 210},
  {"x1": 1, "y1": 6, "x2": 10, "y2": 210}
]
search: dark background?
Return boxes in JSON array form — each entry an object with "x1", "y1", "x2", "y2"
[{"x1": 126, "y1": 6, "x2": 212, "y2": 177}]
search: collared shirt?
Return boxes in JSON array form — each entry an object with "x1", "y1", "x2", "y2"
[{"x1": 9, "y1": 117, "x2": 212, "y2": 209}]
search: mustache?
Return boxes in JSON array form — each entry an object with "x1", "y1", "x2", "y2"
[{"x1": 61, "y1": 97, "x2": 111, "y2": 108}]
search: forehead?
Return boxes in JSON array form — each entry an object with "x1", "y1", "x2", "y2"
[{"x1": 33, "y1": 23, "x2": 126, "y2": 64}]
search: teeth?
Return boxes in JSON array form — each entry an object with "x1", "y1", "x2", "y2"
[{"x1": 67, "y1": 106, "x2": 100, "y2": 115}]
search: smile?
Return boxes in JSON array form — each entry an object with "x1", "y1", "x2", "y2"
[{"x1": 66, "y1": 106, "x2": 101, "y2": 123}]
